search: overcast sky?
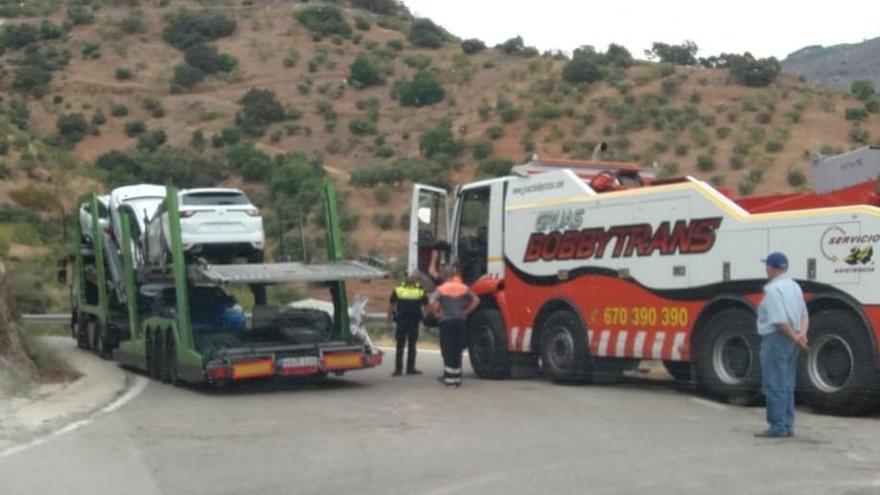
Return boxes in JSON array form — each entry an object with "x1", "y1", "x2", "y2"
[{"x1": 402, "y1": 0, "x2": 879, "y2": 60}]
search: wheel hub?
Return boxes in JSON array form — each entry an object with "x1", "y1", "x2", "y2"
[
  {"x1": 712, "y1": 333, "x2": 752, "y2": 385},
  {"x1": 548, "y1": 329, "x2": 575, "y2": 369},
  {"x1": 808, "y1": 334, "x2": 854, "y2": 393}
]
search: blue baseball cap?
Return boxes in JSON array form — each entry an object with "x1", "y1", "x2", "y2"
[{"x1": 763, "y1": 252, "x2": 789, "y2": 269}]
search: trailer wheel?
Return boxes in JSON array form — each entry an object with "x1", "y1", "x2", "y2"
[
  {"x1": 467, "y1": 308, "x2": 511, "y2": 379},
  {"x1": 798, "y1": 309, "x2": 879, "y2": 416},
  {"x1": 75, "y1": 315, "x2": 89, "y2": 349},
  {"x1": 695, "y1": 308, "x2": 762, "y2": 406},
  {"x1": 149, "y1": 331, "x2": 162, "y2": 381},
  {"x1": 539, "y1": 310, "x2": 591, "y2": 383},
  {"x1": 663, "y1": 360, "x2": 693, "y2": 382},
  {"x1": 86, "y1": 319, "x2": 99, "y2": 351},
  {"x1": 160, "y1": 330, "x2": 178, "y2": 385}
]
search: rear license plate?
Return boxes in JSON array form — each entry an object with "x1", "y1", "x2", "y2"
[
  {"x1": 279, "y1": 356, "x2": 318, "y2": 368},
  {"x1": 323, "y1": 353, "x2": 363, "y2": 370},
  {"x1": 232, "y1": 359, "x2": 274, "y2": 379}
]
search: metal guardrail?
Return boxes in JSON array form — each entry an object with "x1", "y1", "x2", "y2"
[{"x1": 21, "y1": 312, "x2": 390, "y2": 327}]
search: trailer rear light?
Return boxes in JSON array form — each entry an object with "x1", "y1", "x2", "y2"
[
  {"x1": 232, "y1": 359, "x2": 274, "y2": 380},
  {"x1": 245, "y1": 208, "x2": 261, "y2": 217},
  {"x1": 278, "y1": 356, "x2": 319, "y2": 376},
  {"x1": 323, "y1": 352, "x2": 364, "y2": 371},
  {"x1": 207, "y1": 364, "x2": 230, "y2": 380},
  {"x1": 365, "y1": 351, "x2": 383, "y2": 367},
  {"x1": 179, "y1": 210, "x2": 197, "y2": 218}
]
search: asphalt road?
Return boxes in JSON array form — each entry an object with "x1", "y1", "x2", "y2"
[{"x1": 2, "y1": 350, "x2": 879, "y2": 495}]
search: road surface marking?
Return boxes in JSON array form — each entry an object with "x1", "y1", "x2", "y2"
[
  {"x1": 689, "y1": 397, "x2": 729, "y2": 411},
  {"x1": 1, "y1": 375, "x2": 149, "y2": 459}
]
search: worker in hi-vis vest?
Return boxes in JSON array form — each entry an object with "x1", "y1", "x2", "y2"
[{"x1": 388, "y1": 273, "x2": 428, "y2": 376}]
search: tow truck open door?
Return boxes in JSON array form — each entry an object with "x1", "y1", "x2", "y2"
[{"x1": 408, "y1": 184, "x2": 448, "y2": 289}]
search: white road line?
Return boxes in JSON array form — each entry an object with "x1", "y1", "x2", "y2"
[
  {"x1": 689, "y1": 397, "x2": 729, "y2": 411},
  {"x1": 1, "y1": 375, "x2": 149, "y2": 459}
]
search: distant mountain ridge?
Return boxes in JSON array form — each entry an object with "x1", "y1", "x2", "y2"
[{"x1": 782, "y1": 37, "x2": 880, "y2": 89}]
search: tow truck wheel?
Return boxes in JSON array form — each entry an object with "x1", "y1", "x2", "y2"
[
  {"x1": 467, "y1": 308, "x2": 511, "y2": 379},
  {"x1": 539, "y1": 310, "x2": 591, "y2": 383},
  {"x1": 163, "y1": 331, "x2": 179, "y2": 386},
  {"x1": 695, "y1": 308, "x2": 762, "y2": 406},
  {"x1": 797, "y1": 309, "x2": 879, "y2": 416}
]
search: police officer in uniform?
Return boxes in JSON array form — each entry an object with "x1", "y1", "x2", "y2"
[{"x1": 388, "y1": 273, "x2": 427, "y2": 377}]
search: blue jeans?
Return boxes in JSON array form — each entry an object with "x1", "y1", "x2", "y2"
[{"x1": 760, "y1": 331, "x2": 798, "y2": 434}]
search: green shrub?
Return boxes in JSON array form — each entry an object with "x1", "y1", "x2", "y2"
[
  {"x1": 295, "y1": 5, "x2": 351, "y2": 38},
  {"x1": 765, "y1": 139, "x2": 783, "y2": 152},
  {"x1": 865, "y1": 98, "x2": 880, "y2": 114},
  {"x1": 478, "y1": 157, "x2": 514, "y2": 178},
  {"x1": 354, "y1": 15, "x2": 371, "y2": 31},
  {"x1": 1, "y1": 23, "x2": 40, "y2": 50},
  {"x1": 81, "y1": 41, "x2": 101, "y2": 60},
  {"x1": 236, "y1": 88, "x2": 285, "y2": 136},
  {"x1": 373, "y1": 212, "x2": 395, "y2": 230},
  {"x1": 142, "y1": 97, "x2": 165, "y2": 118},
  {"x1": 124, "y1": 120, "x2": 146, "y2": 137},
  {"x1": 91, "y1": 110, "x2": 106, "y2": 127},
  {"x1": 349, "y1": 117, "x2": 377, "y2": 135},
  {"x1": 408, "y1": 18, "x2": 447, "y2": 48},
  {"x1": 162, "y1": 9, "x2": 237, "y2": 49},
  {"x1": 398, "y1": 70, "x2": 445, "y2": 107},
  {"x1": 461, "y1": 38, "x2": 486, "y2": 54},
  {"x1": 849, "y1": 126, "x2": 870, "y2": 144},
  {"x1": 738, "y1": 179, "x2": 755, "y2": 196},
  {"x1": 647, "y1": 41, "x2": 698, "y2": 65},
  {"x1": 728, "y1": 55, "x2": 781, "y2": 87},
  {"x1": 56, "y1": 113, "x2": 88, "y2": 144},
  {"x1": 729, "y1": 153, "x2": 745, "y2": 170},
  {"x1": 851, "y1": 80, "x2": 875, "y2": 101},
  {"x1": 374, "y1": 185, "x2": 392, "y2": 204},
  {"x1": 419, "y1": 120, "x2": 461, "y2": 158},
  {"x1": 136, "y1": 129, "x2": 167, "y2": 151},
  {"x1": 500, "y1": 106, "x2": 522, "y2": 123},
  {"x1": 190, "y1": 130, "x2": 206, "y2": 151},
  {"x1": 227, "y1": 143, "x2": 272, "y2": 182},
  {"x1": 184, "y1": 43, "x2": 237, "y2": 74},
  {"x1": 715, "y1": 126, "x2": 731, "y2": 139},
  {"x1": 170, "y1": 63, "x2": 205, "y2": 92},
  {"x1": 562, "y1": 51, "x2": 603, "y2": 84},
  {"x1": 787, "y1": 167, "x2": 806, "y2": 187},
  {"x1": 472, "y1": 139, "x2": 492, "y2": 159},
  {"x1": 403, "y1": 53, "x2": 433, "y2": 70},
  {"x1": 111, "y1": 104, "x2": 129, "y2": 118},
  {"x1": 696, "y1": 154, "x2": 715, "y2": 172},
  {"x1": 845, "y1": 107, "x2": 869, "y2": 121},
  {"x1": 115, "y1": 67, "x2": 133, "y2": 80},
  {"x1": 67, "y1": 5, "x2": 95, "y2": 26},
  {"x1": 485, "y1": 125, "x2": 504, "y2": 140},
  {"x1": 119, "y1": 10, "x2": 147, "y2": 34},
  {"x1": 531, "y1": 102, "x2": 563, "y2": 120},
  {"x1": 349, "y1": 53, "x2": 384, "y2": 88},
  {"x1": 221, "y1": 127, "x2": 241, "y2": 145}
]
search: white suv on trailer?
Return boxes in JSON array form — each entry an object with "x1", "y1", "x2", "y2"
[{"x1": 145, "y1": 188, "x2": 265, "y2": 264}]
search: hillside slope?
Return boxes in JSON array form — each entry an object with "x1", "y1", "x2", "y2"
[
  {"x1": 783, "y1": 37, "x2": 880, "y2": 90},
  {"x1": 0, "y1": 0, "x2": 878, "y2": 302}
]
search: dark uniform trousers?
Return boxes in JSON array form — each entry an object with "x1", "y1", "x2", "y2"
[
  {"x1": 439, "y1": 319, "x2": 464, "y2": 385},
  {"x1": 396, "y1": 317, "x2": 420, "y2": 372}
]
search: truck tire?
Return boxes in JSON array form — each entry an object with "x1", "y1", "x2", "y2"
[
  {"x1": 467, "y1": 308, "x2": 511, "y2": 379},
  {"x1": 161, "y1": 330, "x2": 179, "y2": 385},
  {"x1": 663, "y1": 360, "x2": 693, "y2": 382},
  {"x1": 95, "y1": 324, "x2": 110, "y2": 360},
  {"x1": 695, "y1": 308, "x2": 762, "y2": 406},
  {"x1": 75, "y1": 315, "x2": 89, "y2": 349},
  {"x1": 149, "y1": 331, "x2": 162, "y2": 381},
  {"x1": 86, "y1": 319, "x2": 99, "y2": 351},
  {"x1": 539, "y1": 310, "x2": 591, "y2": 383},
  {"x1": 798, "y1": 309, "x2": 879, "y2": 416}
]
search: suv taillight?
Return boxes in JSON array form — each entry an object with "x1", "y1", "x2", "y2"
[
  {"x1": 245, "y1": 208, "x2": 260, "y2": 217},
  {"x1": 179, "y1": 210, "x2": 197, "y2": 218}
]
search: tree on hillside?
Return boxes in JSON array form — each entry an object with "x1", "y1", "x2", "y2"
[
  {"x1": 184, "y1": 43, "x2": 237, "y2": 74},
  {"x1": 270, "y1": 152, "x2": 325, "y2": 214},
  {"x1": 604, "y1": 43, "x2": 634, "y2": 68},
  {"x1": 397, "y1": 70, "x2": 445, "y2": 107},
  {"x1": 349, "y1": 53, "x2": 384, "y2": 88},
  {"x1": 726, "y1": 53, "x2": 781, "y2": 88},
  {"x1": 236, "y1": 88, "x2": 285, "y2": 136},
  {"x1": 645, "y1": 41, "x2": 698, "y2": 65},
  {"x1": 562, "y1": 50, "x2": 604, "y2": 84},
  {"x1": 407, "y1": 18, "x2": 447, "y2": 48},
  {"x1": 461, "y1": 38, "x2": 486, "y2": 54},
  {"x1": 851, "y1": 80, "x2": 876, "y2": 101},
  {"x1": 162, "y1": 9, "x2": 237, "y2": 49},
  {"x1": 349, "y1": 0, "x2": 402, "y2": 15},
  {"x1": 295, "y1": 6, "x2": 352, "y2": 38},
  {"x1": 419, "y1": 120, "x2": 461, "y2": 158}
]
